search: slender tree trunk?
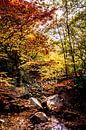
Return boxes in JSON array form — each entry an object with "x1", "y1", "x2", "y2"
[
  {"x1": 65, "y1": 0, "x2": 77, "y2": 77},
  {"x1": 14, "y1": 51, "x2": 22, "y2": 87}
]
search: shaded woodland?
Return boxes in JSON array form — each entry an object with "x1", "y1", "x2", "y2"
[{"x1": 0, "y1": 0, "x2": 86, "y2": 130}]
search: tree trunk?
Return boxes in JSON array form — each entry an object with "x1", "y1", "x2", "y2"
[{"x1": 65, "y1": 0, "x2": 77, "y2": 77}]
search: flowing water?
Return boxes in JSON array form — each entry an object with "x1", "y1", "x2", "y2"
[{"x1": 34, "y1": 115, "x2": 68, "y2": 130}]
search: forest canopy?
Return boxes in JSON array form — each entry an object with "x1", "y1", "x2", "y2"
[{"x1": 0, "y1": 0, "x2": 86, "y2": 88}]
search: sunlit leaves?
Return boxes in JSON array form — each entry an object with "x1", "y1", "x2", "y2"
[{"x1": 25, "y1": 33, "x2": 36, "y2": 41}]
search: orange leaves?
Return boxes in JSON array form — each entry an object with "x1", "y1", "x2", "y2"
[
  {"x1": 0, "y1": 0, "x2": 56, "y2": 25},
  {"x1": 0, "y1": 0, "x2": 52, "y2": 64},
  {"x1": 9, "y1": 0, "x2": 22, "y2": 3},
  {"x1": 26, "y1": 33, "x2": 36, "y2": 42},
  {"x1": 24, "y1": 32, "x2": 48, "y2": 55}
]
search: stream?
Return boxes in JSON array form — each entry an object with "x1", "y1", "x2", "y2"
[
  {"x1": 34, "y1": 115, "x2": 68, "y2": 130},
  {"x1": 0, "y1": 81, "x2": 86, "y2": 130}
]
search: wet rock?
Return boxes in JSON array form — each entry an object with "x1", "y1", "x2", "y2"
[
  {"x1": 30, "y1": 112, "x2": 48, "y2": 124},
  {"x1": 46, "y1": 94, "x2": 63, "y2": 112},
  {"x1": 29, "y1": 97, "x2": 43, "y2": 109},
  {"x1": 0, "y1": 119, "x2": 5, "y2": 123},
  {"x1": 34, "y1": 116, "x2": 68, "y2": 130}
]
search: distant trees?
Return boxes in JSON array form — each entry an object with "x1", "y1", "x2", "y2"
[
  {"x1": 63, "y1": 0, "x2": 86, "y2": 76},
  {"x1": 53, "y1": 0, "x2": 86, "y2": 78}
]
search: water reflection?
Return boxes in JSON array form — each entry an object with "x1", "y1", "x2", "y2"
[{"x1": 48, "y1": 116, "x2": 67, "y2": 130}]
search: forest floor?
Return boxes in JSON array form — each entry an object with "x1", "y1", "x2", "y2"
[{"x1": 0, "y1": 78, "x2": 86, "y2": 130}]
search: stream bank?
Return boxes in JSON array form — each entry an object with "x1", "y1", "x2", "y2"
[{"x1": 0, "y1": 79, "x2": 86, "y2": 130}]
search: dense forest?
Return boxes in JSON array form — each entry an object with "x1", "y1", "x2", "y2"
[{"x1": 0, "y1": 0, "x2": 86, "y2": 129}]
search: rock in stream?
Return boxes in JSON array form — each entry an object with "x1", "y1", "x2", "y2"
[
  {"x1": 30, "y1": 112, "x2": 48, "y2": 124},
  {"x1": 43, "y1": 94, "x2": 64, "y2": 112}
]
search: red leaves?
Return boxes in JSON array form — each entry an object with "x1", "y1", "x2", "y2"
[
  {"x1": 0, "y1": 0, "x2": 56, "y2": 26},
  {"x1": 0, "y1": 0, "x2": 9, "y2": 6}
]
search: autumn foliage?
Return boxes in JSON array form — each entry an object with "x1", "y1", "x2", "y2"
[
  {"x1": 0, "y1": 0, "x2": 56, "y2": 89},
  {"x1": 0, "y1": 0, "x2": 86, "y2": 89}
]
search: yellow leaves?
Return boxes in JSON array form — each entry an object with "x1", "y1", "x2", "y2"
[
  {"x1": 24, "y1": 29, "x2": 28, "y2": 33},
  {"x1": 44, "y1": 52, "x2": 64, "y2": 63},
  {"x1": 39, "y1": 60, "x2": 64, "y2": 81},
  {"x1": 37, "y1": 52, "x2": 65, "y2": 80},
  {"x1": 25, "y1": 33, "x2": 36, "y2": 41},
  {"x1": 0, "y1": 74, "x2": 13, "y2": 88},
  {"x1": 0, "y1": 53, "x2": 8, "y2": 59},
  {"x1": 47, "y1": 38, "x2": 52, "y2": 44},
  {"x1": 16, "y1": 31, "x2": 22, "y2": 35},
  {"x1": 28, "y1": 33, "x2": 35, "y2": 39},
  {"x1": 39, "y1": 62, "x2": 58, "y2": 80},
  {"x1": 0, "y1": 79, "x2": 11, "y2": 87}
]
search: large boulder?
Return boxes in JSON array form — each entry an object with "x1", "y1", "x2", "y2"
[
  {"x1": 46, "y1": 94, "x2": 64, "y2": 112},
  {"x1": 30, "y1": 112, "x2": 48, "y2": 124}
]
